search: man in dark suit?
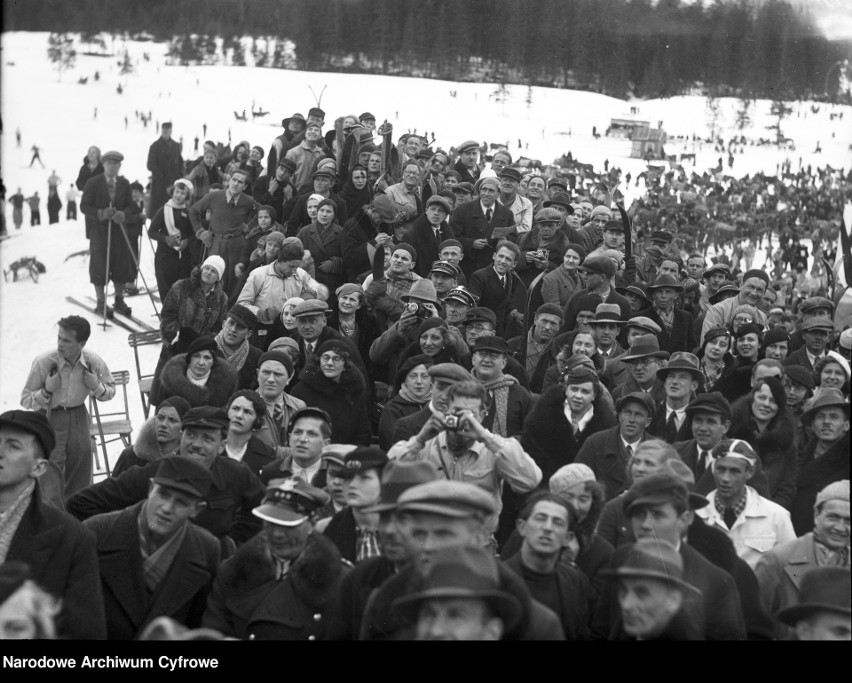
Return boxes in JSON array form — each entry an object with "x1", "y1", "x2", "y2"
[
  {"x1": 289, "y1": 299, "x2": 367, "y2": 382},
  {"x1": 468, "y1": 240, "x2": 527, "y2": 339},
  {"x1": 452, "y1": 176, "x2": 515, "y2": 279},
  {"x1": 84, "y1": 456, "x2": 221, "y2": 640},
  {"x1": 673, "y1": 392, "x2": 770, "y2": 497},
  {"x1": 637, "y1": 274, "x2": 697, "y2": 354},
  {"x1": 591, "y1": 472, "x2": 747, "y2": 640},
  {"x1": 783, "y1": 319, "x2": 833, "y2": 372},
  {"x1": 649, "y1": 352, "x2": 703, "y2": 444},
  {"x1": 575, "y1": 392, "x2": 655, "y2": 501},
  {"x1": 80, "y1": 149, "x2": 142, "y2": 317},
  {"x1": 0, "y1": 410, "x2": 107, "y2": 639},
  {"x1": 410, "y1": 195, "x2": 456, "y2": 278}
]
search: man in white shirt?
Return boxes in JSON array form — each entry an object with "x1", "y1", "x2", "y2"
[
  {"x1": 696, "y1": 438, "x2": 796, "y2": 569},
  {"x1": 388, "y1": 380, "x2": 541, "y2": 536},
  {"x1": 497, "y1": 167, "x2": 533, "y2": 234}
]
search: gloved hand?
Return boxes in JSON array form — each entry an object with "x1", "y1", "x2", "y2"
[
  {"x1": 44, "y1": 368, "x2": 62, "y2": 394},
  {"x1": 82, "y1": 369, "x2": 101, "y2": 393},
  {"x1": 112, "y1": 210, "x2": 126, "y2": 224},
  {"x1": 98, "y1": 207, "x2": 117, "y2": 221},
  {"x1": 372, "y1": 244, "x2": 386, "y2": 281}
]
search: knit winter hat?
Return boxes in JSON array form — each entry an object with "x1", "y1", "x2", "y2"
[
  {"x1": 550, "y1": 464, "x2": 596, "y2": 495},
  {"x1": 157, "y1": 396, "x2": 192, "y2": 419},
  {"x1": 815, "y1": 480, "x2": 849, "y2": 509},
  {"x1": 201, "y1": 255, "x2": 226, "y2": 281}
]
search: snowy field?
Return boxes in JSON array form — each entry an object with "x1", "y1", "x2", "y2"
[{"x1": 1, "y1": 31, "x2": 850, "y2": 473}]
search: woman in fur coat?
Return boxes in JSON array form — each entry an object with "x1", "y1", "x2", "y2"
[
  {"x1": 158, "y1": 336, "x2": 238, "y2": 409},
  {"x1": 522, "y1": 366, "x2": 617, "y2": 484},
  {"x1": 289, "y1": 339, "x2": 372, "y2": 446},
  {"x1": 111, "y1": 396, "x2": 191, "y2": 476},
  {"x1": 728, "y1": 376, "x2": 798, "y2": 508}
]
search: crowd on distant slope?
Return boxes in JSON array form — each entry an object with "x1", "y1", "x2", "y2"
[{"x1": 1, "y1": 104, "x2": 849, "y2": 642}]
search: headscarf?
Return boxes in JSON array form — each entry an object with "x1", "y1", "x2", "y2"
[{"x1": 336, "y1": 164, "x2": 374, "y2": 217}]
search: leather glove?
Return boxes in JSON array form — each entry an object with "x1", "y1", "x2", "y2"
[{"x1": 112, "y1": 210, "x2": 126, "y2": 224}]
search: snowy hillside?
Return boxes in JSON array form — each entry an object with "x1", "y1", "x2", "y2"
[{"x1": 1, "y1": 32, "x2": 850, "y2": 474}]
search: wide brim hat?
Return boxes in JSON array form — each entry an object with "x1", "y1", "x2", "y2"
[
  {"x1": 776, "y1": 567, "x2": 851, "y2": 625},
  {"x1": 709, "y1": 283, "x2": 740, "y2": 304},
  {"x1": 617, "y1": 285, "x2": 651, "y2": 306},
  {"x1": 401, "y1": 279, "x2": 442, "y2": 308},
  {"x1": 588, "y1": 304, "x2": 626, "y2": 325},
  {"x1": 391, "y1": 546, "x2": 522, "y2": 631},
  {"x1": 656, "y1": 352, "x2": 704, "y2": 383},
  {"x1": 621, "y1": 335, "x2": 670, "y2": 362},
  {"x1": 601, "y1": 541, "x2": 701, "y2": 596},
  {"x1": 362, "y1": 460, "x2": 441, "y2": 513},
  {"x1": 543, "y1": 192, "x2": 574, "y2": 213},
  {"x1": 646, "y1": 274, "x2": 684, "y2": 291},
  {"x1": 800, "y1": 389, "x2": 849, "y2": 422}
]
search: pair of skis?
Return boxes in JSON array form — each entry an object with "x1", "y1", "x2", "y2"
[{"x1": 65, "y1": 296, "x2": 156, "y2": 333}]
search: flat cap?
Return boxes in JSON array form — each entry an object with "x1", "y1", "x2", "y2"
[
  {"x1": 152, "y1": 456, "x2": 212, "y2": 499},
  {"x1": 499, "y1": 167, "x2": 522, "y2": 183},
  {"x1": 800, "y1": 296, "x2": 834, "y2": 314},
  {"x1": 624, "y1": 472, "x2": 690, "y2": 515},
  {"x1": 534, "y1": 207, "x2": 562, "y2": 223},
  {"x1": 102, "y1": 150, "x2": 124, "y2": 162},
  {"x1": 363, "y1": 460, "x2": 441, "y2": 513},
  {"x1": 396, "y1": 480, "x2": 496, "y2": 518},
  {"x1": 472, "y1": 335, "x2": 509, "y2": 355},
  {"x1": 685, "y1": 392, "x2": 732, "y2": 420},
  {"x1": 181, "y1": 406, "x2": 229, "y2": 431},
  {"x1": 625, "y1": 315, "x2": 661, "y2": 335},
  {"x1": 451, "y1": 181, "x2": 476, "y2": 195},
  {"x1": 227, "y1": 304, "x2": 258, "y2": 330},
  {"x1": 578, "y1": 255, "x2": 616, "y2": 278},
  {"x1": 425, "y1": 195, "x2": 453, "y2": 214},
  {"x1": 616, "y1": 392, "x2": 656, "y2": 418},
  {"x1": 428, "y1": 362, "x2": 473, "y2": 384},
  {"x1": 456, "y1": 140, "x2": 479, "y2": 153},
  {"x1": 292, "y1": 299, "x2": 329, "y2": 317},
  {"x1": 321, "y1": 443, "x2": 358, "y2": 468},
  {"x1": 0, "y1": 409, "x2": 56, "y2": 458}
]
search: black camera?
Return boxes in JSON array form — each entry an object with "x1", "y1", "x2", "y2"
[
  {"x1": 406, "y1": 302, "x2": 429, "y2": 319},
  {"x1": 533, "y1": 249, "x2": 549, "y2": 261},
  {"x1": 443, "y1": 414, "x2": 464, "y2": 431}
]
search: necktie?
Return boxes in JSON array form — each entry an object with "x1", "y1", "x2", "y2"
[
  {"x1": 501, "y1": 275, "x2": 508, "y2": 294},
  {"x1": 625, "y1": 444, "x2": 633, "y2": 461},
  {"x1": 306, "y1": 342, "x2": 314, "y2": 359},
  {"x1": 696, "y1": 450, "x2": 709, "y2": 479},
  {"x1": 665, "y1": 412, "x2": 678, "y2": 443},
  {"x1": 485, "y1": 207, "x2": 492, "y2": 223}
]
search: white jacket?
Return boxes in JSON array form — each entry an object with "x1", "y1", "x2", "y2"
[
  {"x1": 237, "y1": 264, "x2": 327, "y2": 323},
  {"x1": 696, "y1": 486, "x2": 796, "y2": 569}
]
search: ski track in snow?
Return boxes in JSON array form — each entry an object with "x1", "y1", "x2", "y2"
[{"x1": 2, "y1": 32, "x2": 850, "y2": 470}]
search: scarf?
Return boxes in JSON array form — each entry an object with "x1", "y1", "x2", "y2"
[
  {"x1": 163, "y1": 199, "x2": 186, "y2": 250},
  {"x1": 656, "y1": 306, "x2": 675, "y2": 334},
  {"x1": 215, "y1": 329, "x2": 251, "y2": 371},
  {"x1": 138, "y1": 501, "x2": 189, "y2": 592},
  {"x1": 700, "y1": 358, "x2": 725, "y2": 392},
  {"x1": 479, "y1": 374, "x2": 517, "y2": 437},
  {"x1": 813, "y1": 531, "x2": 850, "y2": 568},
  {"x1": 187, "y1": 368, "x2": 211, "y2": 386},
  {"x1": 397, "y1": 383, "x2": 431, "y2": 405},
  {"x1": 564, "y1": 402, "x2": 595, "y2": 435},
  {"x1": 356, "y1": 527, "x2": 382, "y2": 563},
  {"x1": 0, "y1": 481, "x2": 35, "y2": 564}
]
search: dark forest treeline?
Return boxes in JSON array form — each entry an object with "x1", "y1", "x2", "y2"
[{"x1": 5, "y1": 0, "x2": 850, "y2": 100}]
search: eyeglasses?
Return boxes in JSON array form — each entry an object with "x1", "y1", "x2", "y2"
[
  {"x1": 629, "y1": 358, "x2": 661, "y2": 368},
  {"x1": 320, "y1": 355, "x2": 344, "y2": 365},
  {"x1": 467, "y1": 324, "x2": 494, "y2": 333}
]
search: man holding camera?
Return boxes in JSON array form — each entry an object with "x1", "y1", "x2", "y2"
[{"x1": 387, "y1": 381, "x2": 541, "y2": 538}]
